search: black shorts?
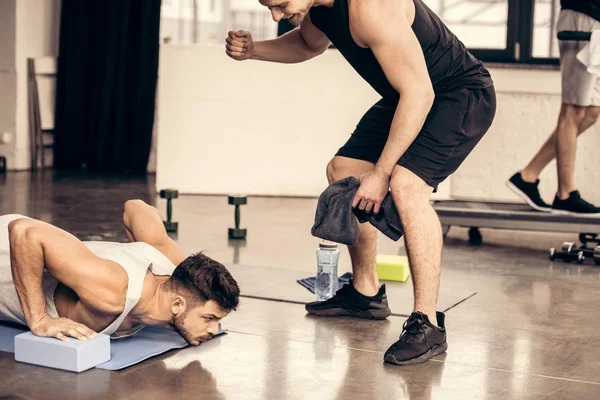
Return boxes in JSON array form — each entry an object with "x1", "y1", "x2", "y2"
[{"x1": 336, "y1": 86, "x2": 497, "y2": 190}]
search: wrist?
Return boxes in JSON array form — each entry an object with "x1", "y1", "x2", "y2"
[
  {"x1": 249, "y1": 43, "x2": 261, "y2": 60},
  {"x1": 30, "y1": 313, "x2": 50, "y2": 328},
  {"x1": 375, "y1": 163, "x2": 393, "y2": 179}
]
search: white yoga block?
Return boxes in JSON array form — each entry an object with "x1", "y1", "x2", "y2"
[{"x1": 14, "y1": 332, "x2": 111, "y2": 372}]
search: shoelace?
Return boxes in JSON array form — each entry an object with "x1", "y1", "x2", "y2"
[{"x1": 399, "y1": 316, "x2": 425, "y2": 340}]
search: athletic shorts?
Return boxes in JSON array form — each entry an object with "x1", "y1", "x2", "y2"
[
  {"x1": 557, "y1": 9, "x2": 600, "y2": 106},
  {"x1": 336, "y1": 86, "x2": 497, "y2": 190}
]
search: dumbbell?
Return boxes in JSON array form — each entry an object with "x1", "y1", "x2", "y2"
[
  {"x1": 577, "y1": 245, "x2": 600, "y2": 266},
  {"x1": 160, "y1": 189, "x2": 178, "y2": 233},
  {"x1": 228, "y1": 195, "x2": 247, "y2": 240},
  {"x1": 549, "y1": 242, "x2": 585, "y2": 264}
]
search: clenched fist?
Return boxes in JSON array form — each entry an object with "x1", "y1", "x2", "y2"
[{"x1": 225, "y1": 30, "x2": 255, "y2": 61}]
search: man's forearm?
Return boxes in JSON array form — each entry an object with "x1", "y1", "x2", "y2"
[
  {"x1": 9, "y1": 219, "x2": 49, "y2": 327},
  {"x1": 376, "y1": 92, "x2": 435, "y2": 176},
  {"x1": 252, "y1": 29, "x2": 321, "y2": 63}
]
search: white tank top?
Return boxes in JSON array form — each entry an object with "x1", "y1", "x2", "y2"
[{"x1": 0, "y1": 214, "x2": 176, "y2": 336}]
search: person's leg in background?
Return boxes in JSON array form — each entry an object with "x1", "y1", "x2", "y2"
[
  {"x1": 508, "y1": 9, "x2": 600, "y2": 214},
  {"x1": 520, "y1": 104, "x2": 597, "y2": 184},
  {"x1": 554, "y1": 105, "x2": 600, "y2": 199}
]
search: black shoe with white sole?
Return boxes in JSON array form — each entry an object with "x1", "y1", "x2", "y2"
[
  {"x1": 305, "y1": 280, "x2": 392, "y2": 320},
  {"x1": 506, "y1": 172, "x2": 551, "y2": 212},
  {"x1": 384, "y1": 312, "x2": 447, "y2": 366},
  {"x1": 552, "y1": 191, "x2": 600, "y2": 215}
]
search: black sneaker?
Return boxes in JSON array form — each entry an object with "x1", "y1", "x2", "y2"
[
  {"x1": 552, "y1": 191, "x2": 600, "y2": 215},
  {"x1": 305, "y1": 279, "x2": 391, "y2": 320},
  {"x1": 506, "y1": 172, "x2": 551, "y2": 212},
  {"x1": 384, "y1": 311, "x2": 447, "y2": 366}
]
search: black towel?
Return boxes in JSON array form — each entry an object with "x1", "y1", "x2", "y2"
[
  {"x1": 311, "y1": 176, "x2": 404, "y2": 245},
  {"x1": 297, "y1": 272, "x2": 353, "y2": 294}
]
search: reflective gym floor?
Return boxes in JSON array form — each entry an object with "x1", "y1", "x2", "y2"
[{"x1": 1, "y1": 172, "x2": 599, "y2": 400}]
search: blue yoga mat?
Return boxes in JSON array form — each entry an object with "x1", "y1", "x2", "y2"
[
  {"x1": 297, "y1": 272, "x2": 353, "y2": 294},
  {"x1": 0, "y1": 322, "x2": 226, "y2": 371}
]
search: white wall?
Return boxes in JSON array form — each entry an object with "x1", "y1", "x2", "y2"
[
  {"x1": 156, "y1": 45, "x2": 600, "y2": 203},
  {"x1": 14, "y1": 0, "x2": 61, "y2": 171},
  {"x1": 0, "y1": 0, "x2": 61, "y2": 171},
  {"x1": 0, "y1": 0, "x2": 17, "y2": 168},
  {"x1": 156, "y1": 45, "x2": 384, "y2": 197}
]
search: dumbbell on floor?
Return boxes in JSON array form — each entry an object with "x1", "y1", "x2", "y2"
[
  {"x1": 160, "y1": 189, "x2": 179, "y2": 233},
  {"x1": 228, "y1": 195, "x2": 247, "y2": 240},
  {"x1": 578, "y1": 245, "x2": 600, "y2": 266},
  {"x1": 549, "y1": 242, "x2": 585, "y2": 264}
]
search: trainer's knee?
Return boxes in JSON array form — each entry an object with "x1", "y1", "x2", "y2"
[
  {"x1": 560, "y1": 104, "x2": 587, "y2": 125},
  {"x1": 326, "y1": 157, "x2": 374, "y2": 184},
  {"x1": 389, "y1": 167, "x2": 432, "y2": 214},
  {"x1": 326, "y1": 158, "x2": 342, "y2": 184}
]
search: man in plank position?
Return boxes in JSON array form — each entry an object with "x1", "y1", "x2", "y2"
[{"x1": 0, "y1": 200, "x2": 240, "y2": 345}]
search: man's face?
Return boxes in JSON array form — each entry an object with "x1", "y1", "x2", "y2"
[
  {"x1": 172, "y1": 300, "x2": 229, "y2": 346},
  {"x1": 259, "y1": 0, "x2": 313, "y2": 26}
]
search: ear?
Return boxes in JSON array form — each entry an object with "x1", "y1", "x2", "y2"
[{"x1": 171, "y1": 295, "x2": 187, "y2": 316}]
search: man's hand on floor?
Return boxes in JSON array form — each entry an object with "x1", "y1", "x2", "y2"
[{"x1": 30, "y1": 314, "x2": 97, "y2": 342}]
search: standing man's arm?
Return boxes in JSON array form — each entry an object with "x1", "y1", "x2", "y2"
[
  {"x1": 9, "y1": 218, "x2": 126, "y2": 341},
  {"x1": 351, "y1": 0, "x2": 435, "y2": 213},
  {"x1": 225, "y1": 14, "x2": 330, "y2": 63}
]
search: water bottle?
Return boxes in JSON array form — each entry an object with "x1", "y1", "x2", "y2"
[{"x1": 315, "y1": 240, "x2": 340, "y2": 301}]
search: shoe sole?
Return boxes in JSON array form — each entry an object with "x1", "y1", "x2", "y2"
[
  {"x1": 384, "y1": 342, "x2": 448, "y2": 366},
  {"x1": 306, "y1": 306, "x2": 391, "y2": 320},
  {"x1": 550, "y1": 208, "x2": 600, "y2": 216},
  {"x1": 505, "y1": 181, "x2": 551, "y2": 212}
]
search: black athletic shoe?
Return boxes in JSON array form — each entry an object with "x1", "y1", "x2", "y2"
[
  {"x1": 552, "y1": 191, "x2": 600, "y2": 215},
  {"x1": 506, "y1": 172, "x2": 551, "y2": 212},
  {"x1": 384, "y1": 312, "x2": 447, "y2": 366},
  {"x1": 305, "y1": 279, "x2": 392, "y2": 320}
]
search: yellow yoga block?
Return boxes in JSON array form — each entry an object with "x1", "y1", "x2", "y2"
[{"x1": 376, "y1": 255, "x2": 410, "y2": 282}]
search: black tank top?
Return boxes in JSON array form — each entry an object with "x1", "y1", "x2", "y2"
[
  {"x1": 561, "y1": 0, "x2": 600, "y2": 21},
  {"x1": 309, "y1": 0, "x2": 493, "y2": 98}
]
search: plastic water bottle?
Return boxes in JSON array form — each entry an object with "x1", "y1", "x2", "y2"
[{"x1": 315, "y1": 240, "x2": 340, "y2": 301}]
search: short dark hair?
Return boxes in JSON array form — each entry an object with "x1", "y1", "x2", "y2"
[{"x1": 170, "y1": 252, "x2": 240, "y2": 312}]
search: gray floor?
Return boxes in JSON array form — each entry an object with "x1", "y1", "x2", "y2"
[{"x1": 1, "y1": 172, "x2": 600, "y2": 399}]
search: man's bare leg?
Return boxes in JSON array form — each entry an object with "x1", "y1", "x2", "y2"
[
  {"x1": 521, "y1": 104, "x2": 597, "y2": 184},
  {"x1": 326, "y1": 156, "x2": 379, "y2": 296},
  {"x1": 383, "y1": 165, "x2": 446, "y2": 365},
  {"x1": 389, "y1": 166, "x2": 439, "y2": 323},
  {"x1": 554, "y1": 105, "x2": 586, "y2": 198}
]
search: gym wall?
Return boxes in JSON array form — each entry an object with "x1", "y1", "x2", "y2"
[
  {"x1": 155, "y1": 45, "x2": 600, "y2": 203},
  {"x1": 0, "y1": 0, "x2": 61, "y2": 171}
]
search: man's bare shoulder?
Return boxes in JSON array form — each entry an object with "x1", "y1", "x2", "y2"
[
  {"x1": 348, "y1": 0, "x2": 414, "y2": 47},
  {"x1": 349, "y1": 0, "x2": 411, "y2": 27}
]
